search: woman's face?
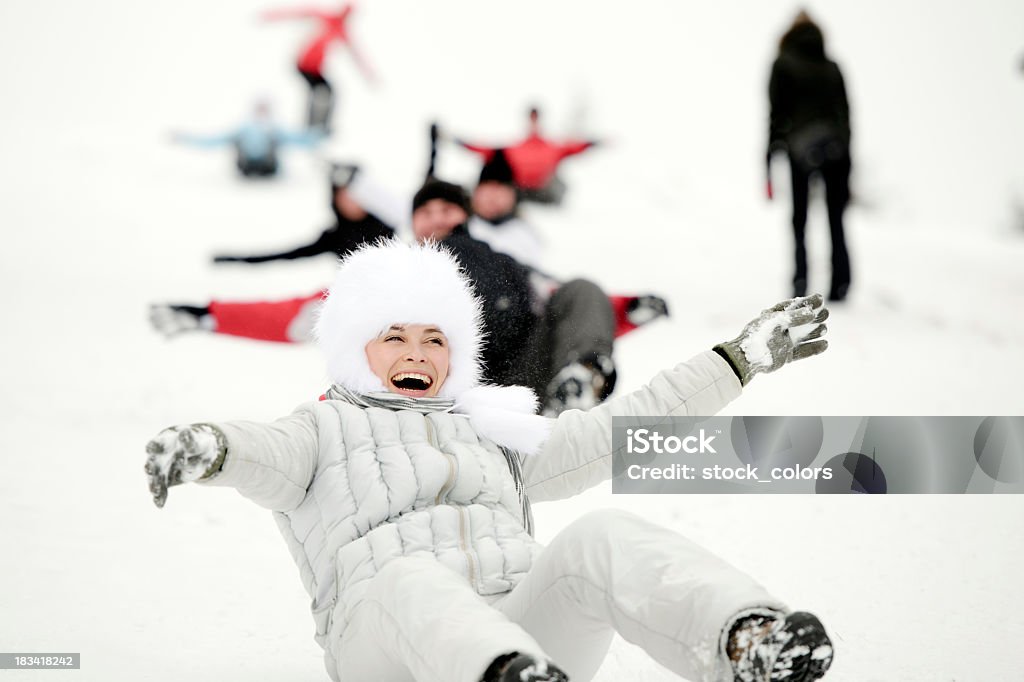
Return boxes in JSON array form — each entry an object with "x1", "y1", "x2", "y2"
[{"x1": 365, "y1": 324, "x2": 450, "y2": 398}]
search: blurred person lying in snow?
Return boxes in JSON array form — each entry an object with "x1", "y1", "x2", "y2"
[
  {"x1": 456, "y1": 147, "x2": 545, "y2": 269},
  {"x1": 454, "y1": 106, "x2": 600, "y2": 206},
  {"x1": 426, "y1": 122, "x2": 544, "y2": 268},
  {"x1": 145, "y1": 240, "x2": 834, "y2": 682},
  {"x1": 171, "y1": 99, "x2": 324, "y2": 178},
  {"x1": 213, "y1": 153, "x2": 545, "y2": 269},
  {"x1": 150, "y1": 172, "x2": 669, "y2": 415}
]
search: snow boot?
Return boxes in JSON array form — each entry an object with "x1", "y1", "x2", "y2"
[
  {"x1": 625, "y1": 294, "x2": 669, "y2": 327},
  {"x1": 728, "y1": 611, "x2": 833, "y2": 681},
  {"x1": 481, "y1": 653, "x2": 569, "y2": 682},
  {"x1": 543, "y1": 352, "x2": 616, "y2": 416}
]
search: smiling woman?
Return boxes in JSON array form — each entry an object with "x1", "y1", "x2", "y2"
[
  {"x1": 145, "y1": 240, "x2": 834, "y2": 682},
  {"x1": 313, "y1": 239, "x2": 485, "y2": 400},
  {"x1": 365, "y1": 324, "x2": 451, "y2": 398}
]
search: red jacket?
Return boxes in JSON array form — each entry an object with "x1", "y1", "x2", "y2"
[
  {"x1": 263, "y1": 5, "x2": 353, "y2": 76},
  {"x1": 461, "y1": 134, "x2": 595, "y2": 190}
]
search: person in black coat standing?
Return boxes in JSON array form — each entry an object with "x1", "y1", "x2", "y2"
[{"x1": 768, "y1": 11, "x2": 853, "y2": 302}]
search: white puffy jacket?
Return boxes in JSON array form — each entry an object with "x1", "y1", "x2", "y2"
[{"x1": 199, "y1": 350, "x2": 740, "y2": 674}]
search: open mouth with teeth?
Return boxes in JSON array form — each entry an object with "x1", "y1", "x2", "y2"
[{"x1": 390, "y1": 371, "x2": 434, "y2": 395}]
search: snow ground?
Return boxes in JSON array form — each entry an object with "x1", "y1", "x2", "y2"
[{"x1": 1, "y1": 0, "x2": 1023, "y2": 680}]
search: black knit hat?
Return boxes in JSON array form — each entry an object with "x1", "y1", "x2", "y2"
[
  {"x1": 478, "y1": 149, "x2": 515, "y2": 186},
  {"x1": 412, "y1": 178, "x2": 472, "y2": 215}
]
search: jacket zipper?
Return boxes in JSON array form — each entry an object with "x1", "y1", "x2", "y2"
[
  {"x1": 424, "y1": 415, "x2": 479, "y2": 591},
  {"x1": 427, "y1": 418, "x2": 456, "y2": 505},
  {"x1": 457, "y1": 507, "x2": 478, "y2": 588}
]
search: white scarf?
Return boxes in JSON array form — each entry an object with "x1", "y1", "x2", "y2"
[
  {"x1": 325, "y1": 383, "x2": 553, "y2": 457},
  {"x1": 325, "y1": 383, "x2": 550, "y2": 535}
]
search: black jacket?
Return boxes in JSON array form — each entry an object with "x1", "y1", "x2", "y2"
[
  {"x1": 215, "y1": 213, "x2": 395, "y2": 263},
  {"x1": 769, "y1": 22, "x2": 850, "y2": 159},
  {"x1": 440, "y1": 226, "x2": 536, "y2": 384}
]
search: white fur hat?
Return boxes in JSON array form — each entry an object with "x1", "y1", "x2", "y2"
[{"x1": 314, "y1": 239, "x2": 485, "y2": 399}]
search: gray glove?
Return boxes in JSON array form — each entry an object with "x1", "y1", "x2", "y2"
[
  {"x1": 714, "y1": 294, "x2": 829, "y2": 386},
  {"x1": 148, "y1": 304, "x2": 215, "y2": 338},
  {"x1": 144, "y1": 424, "x2": 227, "y2": 508}
]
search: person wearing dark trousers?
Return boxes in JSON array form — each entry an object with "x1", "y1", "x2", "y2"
[
  {"x1": 502, "y1": 279, "x2": 616, "y2": 416},
  {"x1": 299, "y1": 69, "x2": 334, "y2": 133},
  {"x1": 768, "y1": 10, "x2": 853, "y2": 302},
  {"x1": 409, "y1": 180, "x2": 616, "y2": 415}
]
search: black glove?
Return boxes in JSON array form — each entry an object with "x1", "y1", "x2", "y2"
[
  {"x1": 144, "y1": 424, "x2": 227, "y2": 508},
  {"x1": 714, "y1": 294, "x2": 829, "y2": 386}
]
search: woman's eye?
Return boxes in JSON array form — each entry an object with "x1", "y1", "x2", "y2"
[
  {"x1": 384, "y1": 336, "x2": 402, "y2": 342},
  {"x1": 427, "y1": 337, "x2": 445, "y2": 346}
]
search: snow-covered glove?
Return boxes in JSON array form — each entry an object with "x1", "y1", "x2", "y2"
[
  {"x1": 144, "y1": 424, "x2": 227, "y2": 508},
  {"x1": 713, "y1": 294, "x2": 829, "y2": 386}
]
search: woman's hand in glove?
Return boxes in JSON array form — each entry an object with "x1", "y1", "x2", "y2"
[
  {"x1": 714, "y1": 294, "x2": 829, "y2": 386},
  {"x1": 144, "y1": 424, "x2": 226, "y2": 508}
]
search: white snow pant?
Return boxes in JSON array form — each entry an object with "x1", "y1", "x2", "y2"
[{"x1": 329, "y1": 509, "x2": 785, "y2": 682}]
